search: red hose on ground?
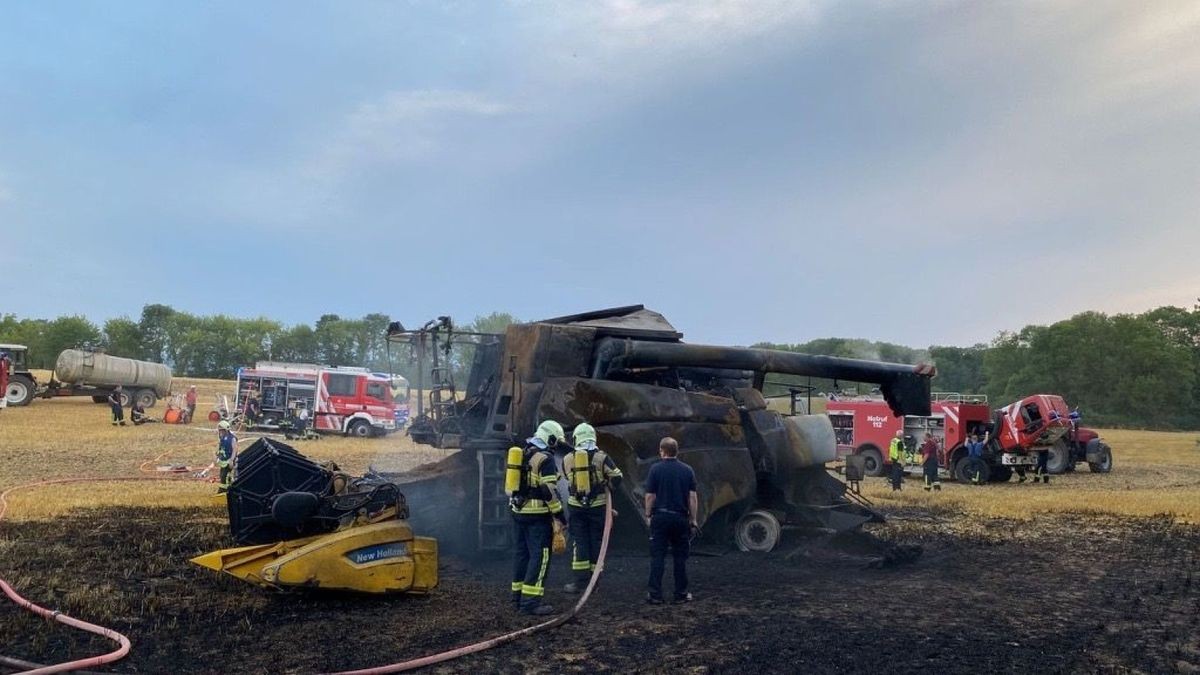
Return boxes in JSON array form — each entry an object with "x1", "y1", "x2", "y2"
[
  {"x1": 0, "y1": 469, "x2": 206, "y2": 674},
  {"x1": 328, "y1": 492, "x2": 616, "y2": 675},
  {"x1": 0, "y1": 579, "x2": 131, "y2": 675}
]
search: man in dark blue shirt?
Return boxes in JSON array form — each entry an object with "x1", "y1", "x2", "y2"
[{"x1": 643, "y1": 436, "x2": 698, "y2": 604}]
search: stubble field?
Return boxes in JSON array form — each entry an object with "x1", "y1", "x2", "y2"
[{"x1": 2, "y1": 382, "x2": 1198, "y2": 673}]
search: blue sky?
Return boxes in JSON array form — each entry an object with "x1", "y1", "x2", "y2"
[{"x1": 2, "y1": 1, "x2": 1198, "y2": 348}]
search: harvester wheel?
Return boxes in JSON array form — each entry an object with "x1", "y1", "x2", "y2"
[
  {"x1": 134, "y1": 388, "x2": 156, "y2": 408},
  {"x1": 5, "y1": 375, "x2": 35, "y2": 406},
  {"x1": 858, "y1": 447, "x2": 885, "y2": 477},
  {"x1": 348, "y1": 420, "x2": 372, "y2": 438},
  {"x1": 735, "y1": 510, "x2": 781, "y2": 553},
  {"x1": 1088, "y1": 445, "x2": 1113, "y2": 473},
  {"x1": 1046, "y1": 440, "x2": 1071, "y2": 474}
]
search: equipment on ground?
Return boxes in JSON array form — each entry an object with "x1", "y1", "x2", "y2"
[
  {"x1": 383, "y1": 305, "x2": 936, "y2": 554},
  {"x1": 0, "y1": 345, "x2": 171, "y2": 408},
  {"x1": 828, "y1": 392, "x2": 1113, "y2": 482},
  {"x1": 191, "y1": 438, "x2": 438, "y2": 593},
  {"x1": 227, "y1": 361, "x2": 401, "y2": 437}
]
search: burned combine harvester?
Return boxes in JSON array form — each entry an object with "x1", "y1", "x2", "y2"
[{"x1": 387, "y1": 306, "x2": 935, "y2": 553}]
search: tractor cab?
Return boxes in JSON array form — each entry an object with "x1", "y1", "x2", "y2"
[
  {"x1": 995, "y1": 394, "x2": 1071, "y2": 451},
  {"x1": 0, "y1": 344, "x2": 29, "y2": 372}
]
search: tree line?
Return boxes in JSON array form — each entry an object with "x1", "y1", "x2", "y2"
[{"x1": 3, "y1": 303, "x2": 1198, "y2": 429}]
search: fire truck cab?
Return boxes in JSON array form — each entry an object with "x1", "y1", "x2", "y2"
[{"x1": 235, "y1": 362, "x2": 398, "y2": 437}]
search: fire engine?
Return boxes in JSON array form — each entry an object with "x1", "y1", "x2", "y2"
[
  {"x1": 828, "y1": 393, "x2": 1112, "y2": 482},
  {"x1": 235, "y1": 362, "x2": 399, "y2": 437}
]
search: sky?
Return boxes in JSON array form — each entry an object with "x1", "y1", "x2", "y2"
[{"x1": 1, "y1": 1, "x2": 1198, "y2": 348}]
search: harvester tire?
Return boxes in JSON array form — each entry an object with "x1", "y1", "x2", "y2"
[
  {"x1": 348, "y1": 420, "x2": 372, "y2": 438},
  {"x1": 1087, "y1": 445, "x2": 1113, "y2": 473},
  {"x1": 858, "y1": 447, "x2": 885, "y2": 477},
  {"x1": 1046, "y1": 440, "x2": 1070, "y2": 474},
  {"x1": 735, "y1": 510, "x2": 781, "y2": 553},
  {"x1": 4, "y1": 376, "x2": 35, "y2": 407},
  {"x1": 134, "y1": 389, "x2": 157, "y2": 409}
]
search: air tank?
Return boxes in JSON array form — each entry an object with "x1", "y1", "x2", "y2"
[{"x1": 54, "y1": 349, "x2": 173, "y2": 396}]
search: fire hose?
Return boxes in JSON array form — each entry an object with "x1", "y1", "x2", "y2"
[
  {"x1": 327, "y1": 491, "x2": 615, "y2": 675},
  {"x1": 0, "y1": 438, "x2": 221, "y2": 674}
]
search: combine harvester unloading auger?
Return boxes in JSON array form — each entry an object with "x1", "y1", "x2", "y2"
[
  {"x1": 191, "y1": 438, "x2": 438, "y2": 594},
  {"x1": 385, "y1": 305, "x2": 937, "y2": 555}
]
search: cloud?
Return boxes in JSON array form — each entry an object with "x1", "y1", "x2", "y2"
[{"x1": 309, "y1": 89, "x2": 515, "y2": 178}]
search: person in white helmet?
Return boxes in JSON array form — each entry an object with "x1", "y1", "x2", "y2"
[
  {"x1": 216, "y1": 420, "x2": 237, "y2": 492},
  {"x1": 509, "y1": 420, "x2": 568, "y2": 616}
]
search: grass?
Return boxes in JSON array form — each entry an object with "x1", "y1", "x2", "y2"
[
  {"x1": 0, "y1": 376, "x2": 449, "y2": 522},
  {"x1": 860, "y1": 427, "x2": 1200, "y2": 523}
]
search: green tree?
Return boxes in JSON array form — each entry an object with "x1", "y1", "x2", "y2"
[{"x1": 103, "y1": 317, "x2": 143, "y2": 358}]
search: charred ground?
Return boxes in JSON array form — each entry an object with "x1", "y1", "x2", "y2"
[{"x1": 2, "y1": 504, "x2": 1197, "y2": 674}]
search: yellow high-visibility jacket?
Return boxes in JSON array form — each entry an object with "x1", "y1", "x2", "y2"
[{"x1": 888, "y1": 437, "x2": 905, "y2": 463}]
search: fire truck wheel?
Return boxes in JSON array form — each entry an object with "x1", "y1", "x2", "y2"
[
  {"x1": 1046, "y1": 440, "x2": 1070, "y2": 474},
  {"x1": 348, "y1": 420, "x2": 372, "y2": 438},
  {"x1": 857, "y1": 447, "x2": 885, "y2": 477},
  {"x1": 989, "y1": 466, "x2": 1013, "y2": 483},
  {"x1": 734, "y1": 510, "x2": 781, "y2": 553}
]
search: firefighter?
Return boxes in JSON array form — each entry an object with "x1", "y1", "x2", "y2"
[
  {"x1": 107, "y1": 386, "x2": 127, "y2": 426},
  {"x1": 966, "y1": 433, "x2": 987, "y2": 485},
  {"x1": 216, "y1": 420, "x2": 237, "y2": 492},
  {"x1": 0, "y1": 351, "x2": 9, "y2": 411},
  {"x1": 562, "y1": 422, "x2": 623, "y2": 594},
  {"x1": 507, "y1": 420, "x2": 568, "y2": 616},
  {"x1": 1033, "y1": 447, "x2": 1051, "y2": 484},
  {"x1": 888, "y1": 430, "x2": 905, "y2": 491},
  {"x1": 920, "y1": 433, "x2": 941, "y2": 491}
]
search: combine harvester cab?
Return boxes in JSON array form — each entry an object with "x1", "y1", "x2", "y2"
[{"x1": 385, "y1": 306, "x2": 936, "y2": 554}]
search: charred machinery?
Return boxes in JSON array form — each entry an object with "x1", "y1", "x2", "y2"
[
  {"x1": 387, "y1": 306, "x2": 935, "y2": 553},
  {"x1": 191, "y1": 438, "x2": 438, "y2": 593}
]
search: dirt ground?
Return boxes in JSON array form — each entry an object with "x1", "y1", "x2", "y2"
[{"x1": 2, "y1": 393, "x2": 1200, "y2": 673}]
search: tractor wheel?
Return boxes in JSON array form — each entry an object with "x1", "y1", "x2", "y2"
[
  {"x1": 134, "y1": 389, "x2": 157, "y2": 409},
  {"x1": 1088, "y1": 444, "x2": 1113, "y2": 473},
  {"x1": 348, "y1": 420, "x2": 372, "y2": 438},
  {"x1": 990, "y1": 466, "x2": 1014, "y2": 483},
  {"x1": 1046, "y1": 440, "x2": 1071, "y2": 474},
  {"x1": 858, "y1": 447, "x2": 885, "y2": 477},
  {"x1": 734, "y1": 510, "x2": 781, "y2": 553},
  {"x1": 5, "y1": 376, "x2": 36, "y2": 406}
]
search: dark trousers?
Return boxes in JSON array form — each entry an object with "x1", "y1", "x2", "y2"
[
  {"x1": 186, "y1": 403, "x2": 196, "y2": 423},
  {"x1": 1034, "y1": 450, "x2": 1049, "y2": 481},
  {"x1": 890, "y1": 461, "x2": 904, "y2": 490},
  {"x1": 648, "y1": 512, "x2": 689, "y2": 600},
  {"x1": 568, "y1": 505, "x2": 605, "y2": 584},
  {"x1": 110, "y1": 404, "x2": 124, "y2": 424},
  {"x1": 923, "y1": 458, "x2": 940, "y2": 486},
  {"x1": 512, "y1": 513, "x2": 553, "y2": 609}
]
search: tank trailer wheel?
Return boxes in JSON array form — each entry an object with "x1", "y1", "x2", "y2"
[
  {"x1": 135, "y1": 389, "x2": 156, "y2": 409},
  {"x1": 734, "y1": 509, "x2": 781, "y2": 553},
  {"x1": 5, "y1": 376, "x2": 36, "y2": 406},
  {"x1": 92, "y1": 395, "x2": 107, "y2": 404},
  {"x1": 858, "y1": 447, "x2": 885, "y2": 477},
  {"x1": 348, "y1": 420, "x2": 372, "y2": 438},
  {"x1": 1088, "y1": 445, "x2": 1113, "y2": 473}
]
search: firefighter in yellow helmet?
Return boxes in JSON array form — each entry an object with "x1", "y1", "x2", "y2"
[
  {"x1": 562, "y1": 422, "x2": 623, "y2": 594},
  {"x1": 216, "y1": 420, "x2": 237, "y2": 493},
  {"x1": 507, "y1": 420, "x2": 568, "y2": 615}
]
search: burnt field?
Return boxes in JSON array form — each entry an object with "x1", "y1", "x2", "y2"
[{"x1": 2, "y1": 504, "x2": 1197, "y2": 674}]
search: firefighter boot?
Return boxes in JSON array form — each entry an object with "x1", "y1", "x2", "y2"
[{"x1": 1042, "y1": 474, "x2": 1050, "y2": 484}]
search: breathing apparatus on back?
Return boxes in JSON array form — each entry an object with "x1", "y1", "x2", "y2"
[
  {"x1": 505, "y1": 420, "x2": 564, "y2": 505},
  {"x1": 568, "y1": 422, "x2": 608, "y2": 505}
]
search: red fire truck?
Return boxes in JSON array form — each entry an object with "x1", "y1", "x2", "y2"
[
  {"x1": 828, "y1": 393, "x2": 1112, "y2": 482},
  {"x1": 234, "y1": 362, "x2": 399, "y2": 437}
]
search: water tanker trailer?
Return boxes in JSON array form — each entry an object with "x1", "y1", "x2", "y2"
[{"x1": 1, "y1": 346, "x2": 171, "y2": 408}]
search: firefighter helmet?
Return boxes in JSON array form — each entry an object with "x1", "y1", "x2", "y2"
[
  {"x1": 218, "y1": 420, "x2": 231, "y2": 430},
  {"x1": 573, "y1": 422, "x2": 597, "y2": 448},
  {"x1": 534, "y1": 420, "x2": 565, "y2": 447}
]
